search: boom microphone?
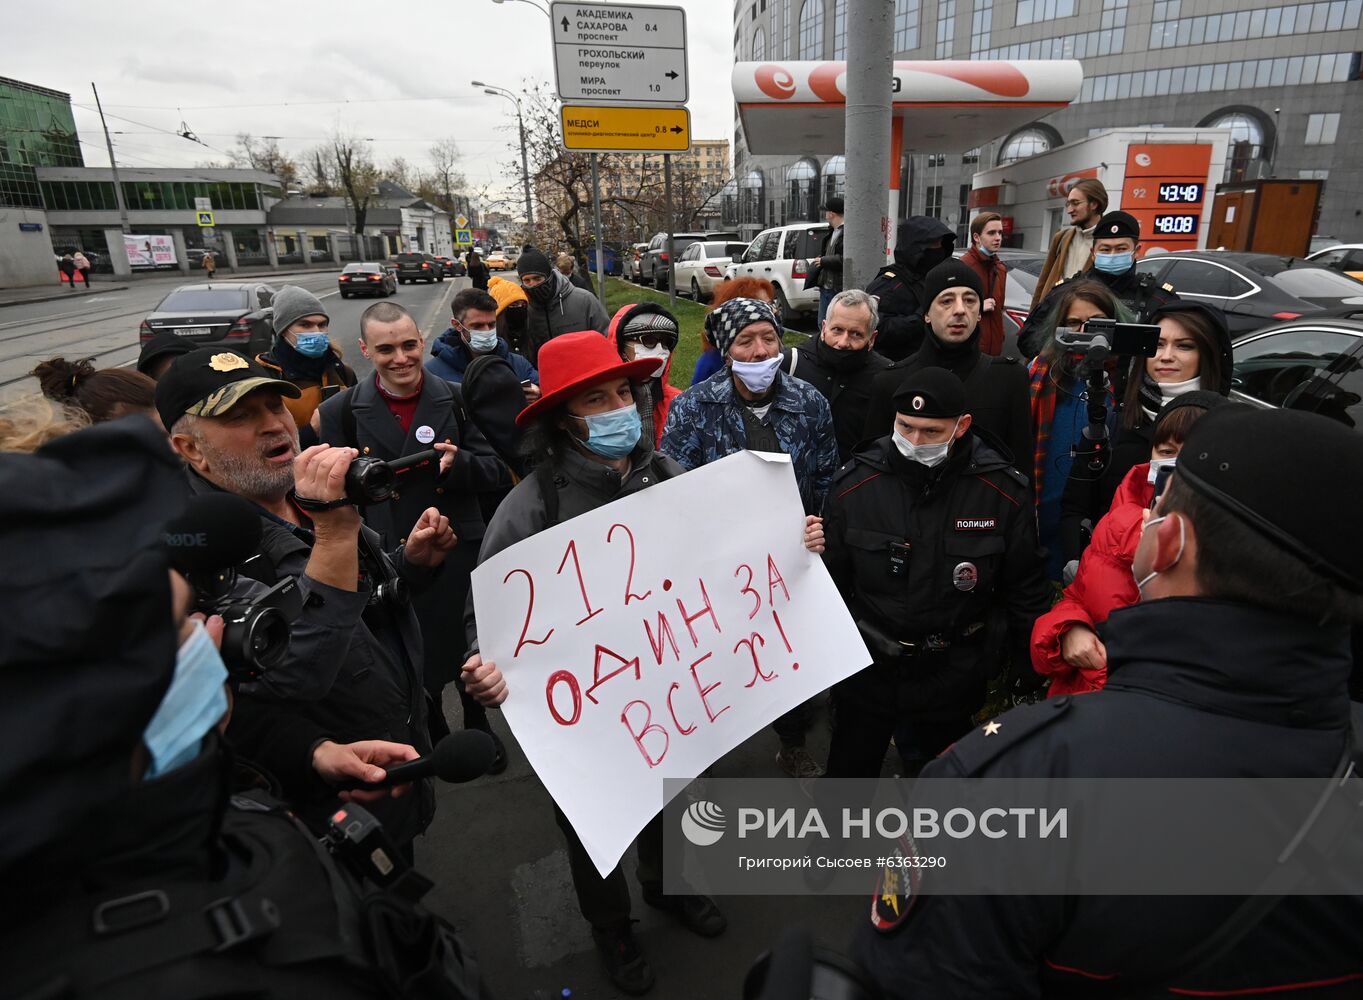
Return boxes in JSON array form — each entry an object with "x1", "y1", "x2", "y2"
[
  {"x1": 342, "y1": 729, "x2": 498, "y2": 790},
  {"x1": 162, "y1": 493, "x2": 262, "y2": 576}
]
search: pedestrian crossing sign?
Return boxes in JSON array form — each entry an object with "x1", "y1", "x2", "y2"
[
  {"x1": 455, "y1": 228, "x2": 473, "y2": 246},
  {"x1": 196, "y1": 210, "x2": 215, "y2": 227}
]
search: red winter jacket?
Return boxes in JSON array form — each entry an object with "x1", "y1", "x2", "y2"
[
  {"x1": 608, "y1": 302, "x2": 681, "y2": 449},
  {"x1": 1030, "y1": 462, "x2": 1153, "y2": 696}
]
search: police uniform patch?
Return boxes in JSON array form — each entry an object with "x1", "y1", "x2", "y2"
[
  {"x1": 912, "y1": 395, "x2": 925, "y2": 411},
  {"x1": 954, "y1": 518, "x2": 997, "y2": 531},
  {"x1": 952, "y1": 561, "x2": 978, "y2": 592},
  {"x1": 870, "y1": 837, "x2": 923, "y2": 932}
]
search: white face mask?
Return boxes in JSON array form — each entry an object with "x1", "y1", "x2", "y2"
[
  {"x1": 1147, "y1": 457, "x2": 1177, "y2": 484},
  {"x1": 730, "y1": 356, "x2": 782, "y2": 394},
  {"x1": 1133, "y1": 513, "x2": 1186, "y2": 594},
  {"x1": 892, "y1": 418, "x2": 960, "y2": 468},
  {"x1": 632, "y1": 342, "x2": 670, "y2": 378}
]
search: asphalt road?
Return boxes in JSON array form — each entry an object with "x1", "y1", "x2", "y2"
[
  {"x1": 0, "y1": 270, "x2": 464, "y2": 397},
  {"x1": 4, "y1": 267, "x2": 879, "y2": 998}
]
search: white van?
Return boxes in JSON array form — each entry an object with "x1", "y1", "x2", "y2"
[{"x1": 725, "y1": 222, "x2": 829, "y2": 322}]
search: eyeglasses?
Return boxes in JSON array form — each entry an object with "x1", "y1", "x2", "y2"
[{"x1": 625, "y1": 334, "x2": 670, "y2": 349}]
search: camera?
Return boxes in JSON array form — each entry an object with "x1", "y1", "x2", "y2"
[
  {"x1": 193, "y1": 567, "x2": 302, "y2": 681},
  {"x1": 344, "y1": 448, "x2": 440, "y2": 505},
  {"x1": 1055, "y1": 318, "x2": 1161, "y2": 362}
]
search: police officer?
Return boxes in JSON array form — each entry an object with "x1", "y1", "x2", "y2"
[
  {"x1": 854, "y1": 405, "x2": 1363, "y2": 996},
  {"x1": 1019, "y1": 210, "x2": 1179, "y2": 358},
  {"x1": 779, "y1": 288, "x2": 892, "y2": 462},
  {"x1": 822, "y1": 368, "x2": 1050, "y2": 777}
]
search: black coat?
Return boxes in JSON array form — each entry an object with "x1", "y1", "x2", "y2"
[
  {"x1": 864, "y1": 217, "x2": 956, "y2": 361},
  {"x1": 822, "y1": 433, "x2": 1050, "y2": 722},
  {"x1": 317, "y1": 375, "x2": 511, "y2": 686},
  {"x1": 855, "y1": 598, "x2": 1363, "y2": 998},
  {"x1": 780, "y1": 336, "x2": 891, "y2": 461},
  {"x1": 816, "y1": 224, "x2": 844, "y2": 292},
  {"x1": 863, "y1": 329, "x2": 1032, "y2": 485},
  {"x1": 1019, "y1": 264, "x2": 1181, "y2": 359}
]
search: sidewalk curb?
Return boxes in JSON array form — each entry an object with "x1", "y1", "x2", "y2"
[
  {"x1": 0, "y1": 266, "x2": 343, "y2": 310},
  {"x1": 0, "y1": 286, "x2": 129, "y2": 310}
]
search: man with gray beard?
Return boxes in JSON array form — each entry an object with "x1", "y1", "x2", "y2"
[{"x1": 155, "y1": 348, "x2": 460, "y2": 851}]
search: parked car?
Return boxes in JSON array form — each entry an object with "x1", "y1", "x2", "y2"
[
  {"x1": 724, "y1": 223, "x2": 829, "y2": 323},
  {"x1": 958, "y1": 248, "x2": 1046, "y2": 356},
  {"x1": 641, "y1": 231, "x2": 740, "y2": 290},
  {"x1": 623, "y1": 242, "x2": 650, "y2": 283},
  {"x1": 138, "y1": 282, "x2": 276, "y2": 358},
  {"x1": 675, "y1": 241, "x2": 751, "y2": 302},
  {"x1": 485, "y1": 250, "x2": 512, "y2": 271},
  {"x1": 501, "y1": 246, "x2": 522, "y2": 265},
  {"x1": 1134, "y1": 251, "x2": 1363, "y2": 336},
  {"x1": 1228, "y1": 317, "x2": 1363, "y2": 429},
  {"x1": 338, "y1": 262, "x2": 397, "y2": 298},
  {"x1": 1306, "y1": 243, "x2": 1363, "y2": 283},
  {"x1": 394, "y1": 252, "x2": 444, "y2": 284},
  {"x1": 1309, "y1": 235, "x2": 1342, "y2": 256},
  {"x1": 433, "y1": 255, "x2": 466, "y2": 277},
  {"x1": 584, "y1": 243, "x2": 624, "y2": 276}
]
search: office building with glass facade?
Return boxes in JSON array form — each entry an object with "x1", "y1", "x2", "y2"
[{"x1": 729, "y1": 0, "x2": 1363, "y2": 244}]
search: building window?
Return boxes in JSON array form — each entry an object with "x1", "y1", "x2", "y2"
[
  {"x1": 798, "y1": 0, "x2": 825, "y2": 58},
  {"x1": 741, "y1": 169, "x2": 764, "y2": 226},
  {"x1": 1298, "y1": 169, "x2": 1330, "y2": 179},
  {"x1": 925, "y1": 185, "x2": 943, "y2": 219},
  {"x1": 821, "y1": 155, "x2": 845, "y2": 203},
  {"x1": 1150, "y1": 1, "x2": 1361, "y2": 50},
  {"x1": 1016, "y1": 0, "x2": 1076, "y2": 26},
  {"x1": 1305, "y1": 112, "x2": 1341, "y2": 144},
  {"x1": 1078, "y1": 52, "x2": 1355, "y2": 103},
  {"x1": 787, "y1": 158, "x2": 819, "y2": 221},
  {"x1": 962, "y1": 148, "x2": 980, "y2": 164},
  {"x1": 1206, "y1": 111, "x2": 1266, "y2": 158},
  {"x1": 970, "y1": 0, "x2": 993, "y2": 54},
  {"x1": 833, "y1": 0, "x2": 847, "y2": 58},
  {"x1": 998, "y1": 128, "x2": 1053, "y2": 165},
  {"x1": 752, "y1": 26, "x2": 765, "y2": 59},
  {"x1": 894, "y1": 0, "x2": 921, "y2": 51},
  {"x1": 935, "y1": 0, "x2": 956, "y2": 57},
  {"x1": 956, "y1": 184, "x2": 971, "y2": 243}
]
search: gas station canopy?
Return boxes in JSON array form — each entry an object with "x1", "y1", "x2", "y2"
[{"x1": 733, "y1": 60, "x2": 1084, "y2": 155}]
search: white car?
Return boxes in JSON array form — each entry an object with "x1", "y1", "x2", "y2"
[
  {"x1": 674, "y1": 240, "x2": 751, "y2": 302},
  {"x1": 1306, "y1": 243, "x2": 1363, "y2": 283},
  {"x1": 623, "y1": 242, "x2": 650, "y2": 282},
  {"x1": 725, "y1": 222, "x2": 830, "y2": 322}
]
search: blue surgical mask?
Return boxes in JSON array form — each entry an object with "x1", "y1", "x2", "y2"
[
  {"x1": 1093, "y1": 251, "x2": 1134, "y2": 275},
  {"x1": 142, "y1": 620, "x2": 228, "y2": 779},
  {"x1": 575, "y1": 402, "x2": 642, "y2": 459},
  {"x1": 293, "y1": 332, "x2": 331, "y2": 357},
  {"x1": 469, "y1": 330, "x2": 499, "y2": 354},
  {"x1": 730, "y1": 356, "x2": 782, "y2": 394},
  {"x1": 976, "y1": 243, "x2": 995, "y2": 258}
]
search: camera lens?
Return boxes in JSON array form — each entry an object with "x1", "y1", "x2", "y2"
[
  {"x1": 345, "y1": 457, "x2": 396, "y2": 504},
  {"x1": 219, "y1": 605, "x2": 290, "y2": 679}
]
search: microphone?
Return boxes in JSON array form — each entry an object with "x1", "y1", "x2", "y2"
[
  {"x1": 341, "y1": 729, "x2": 498, "y2": 790},
  {"x1": 163, "y1": 493, "x2": 262, "y2": 576}
]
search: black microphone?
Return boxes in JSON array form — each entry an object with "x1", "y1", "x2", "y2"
[
  {"x1": 341, "y1": 729, "x2": 498, "y2": 790},
  {"x1": 163, "y1": 493, "x2": 262, "y2": 576}
]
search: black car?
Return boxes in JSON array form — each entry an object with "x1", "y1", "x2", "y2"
[
  {"x1": 434, "y1": 256, "x2": 466, "y2": 277},
  {"x1": 1229, "y1": 317, "x2": 1363, "y2": 429},
  {"x1": 642, "y1": 231, "x2": 740, "y2": 290},
  {"x1": 338, "y1": 262, "x2": 398, "y2": 298},
  {"x1": 1135, "y1": 251, "x2": 1363, "y2": 336},
  {"x1": 138, "y1": 282, "x2": 276, "y2": 357},
  {"x1": 394, "y1": 253, "x2": 444, "y2": 284}
]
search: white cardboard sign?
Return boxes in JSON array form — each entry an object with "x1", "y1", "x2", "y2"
[{"x1": 471, "y1": 451, "x2": 871, "y2": 876}]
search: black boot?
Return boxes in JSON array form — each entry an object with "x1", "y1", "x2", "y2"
[{"x1": 591, "y1": 921, "x2": 655, "y2": 995}]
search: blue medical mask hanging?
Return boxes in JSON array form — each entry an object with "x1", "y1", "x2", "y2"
[
  {"x1": 142, "y1": 620, "x2": 229, "y2": 779},
  {"x1": 1093, "y1": 251, "x2": 1134, "y2": 275},
  {"x1": 575, "y1": 402, "x2": 642, "y2": 459},
  {"x1": 976, "y1": 242, "x2": 995, "y2": 258},
  {"x1": 293, "y1": 332, "x2": 332, "y2": 357}
]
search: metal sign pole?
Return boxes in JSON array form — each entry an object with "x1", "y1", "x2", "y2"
[
  {"x1": 665, "y1": 154, "x2": 676, "y2": 310},
  {"x1": 591, "y1": 153, "x2": 608, "y2": 309}
]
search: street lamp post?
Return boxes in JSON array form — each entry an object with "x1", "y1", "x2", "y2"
[{"x1": 474, "y1": 81, "x2": 535, "y2": 233}]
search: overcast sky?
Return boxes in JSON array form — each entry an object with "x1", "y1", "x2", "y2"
[{"x1": 5, "y1": 0, "x2": 735, "y2": 210}]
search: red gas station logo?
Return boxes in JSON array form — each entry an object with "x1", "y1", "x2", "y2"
[
  {"x1": 755, "y1": 64, "x2": 798, "y2": 99},
  {"x1": 752, "y1": 61, "x2": 1033, "y2": 102},
  {"x1": 1046, "y1": 168, "x2": 1100, "y2": 198}
]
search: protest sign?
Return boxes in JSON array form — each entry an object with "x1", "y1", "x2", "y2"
[{"x1": 470, "y1": 451, "x2": 871, "y2": 876}]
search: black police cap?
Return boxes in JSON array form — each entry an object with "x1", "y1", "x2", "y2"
[
  {"x1": 1095, "y1": 210, "x2": 1140, "y2": 241},
  {"x1": 893, "y1": 367, "x2": 967, "y2": 419},
  {"x1": 1176, "y1": 405, "x2": 1363, "y2": 591}
]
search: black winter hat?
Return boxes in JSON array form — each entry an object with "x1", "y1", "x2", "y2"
[
  {"x1": 517, "y1": 248, "x2": 553, "y2": 278},
  {"x1": 923, "y1": 259, "x2": 984, "y2": 306},
  {"x1": 821, "y1": 196, "x2": 845, "y2": 214},
  {"x1": 136, "y1": 332, "x2": 196, "y2": 376},
  {"x1": 1095, "y1": 211, "x2": 1140, "y2": 241},
  {"x1": 893, "y1": 367, "x2": 967, "y2": 418},
  {"x1": 1176, "y1": 405, "x2": 1363, "y2": 591}
]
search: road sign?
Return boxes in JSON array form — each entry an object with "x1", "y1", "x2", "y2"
[
  {"x1": 550, "y1": 2, "x2": 687, "y2": 105},
  {"x1": 560, "y1": 105, "x2": 690, "y2": 153},
  {"x1": 455, "y1": 214, "x2": 469, "y2": 229},
  {"x1": 455, "y1": 229, "x2": 473, "y2": 246},
  {"x1": 196, "y1": 210, "x2": 215, "y2": 227},
  {"x1": 194, "y1": 197, "x2": 212, "y2": 212}
]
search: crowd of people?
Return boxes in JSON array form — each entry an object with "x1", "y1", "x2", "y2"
[{"x1": 3, "y1": 179, "x2": 1362, "y2": 999}]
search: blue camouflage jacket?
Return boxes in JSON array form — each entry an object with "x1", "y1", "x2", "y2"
[{"x1": 660, "y1": 369, "x2": 839, "y2": 514}]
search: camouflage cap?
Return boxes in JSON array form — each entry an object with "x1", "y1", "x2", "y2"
[{"x1": 155, "y1": 349, "x2": 300, "y2": 430}]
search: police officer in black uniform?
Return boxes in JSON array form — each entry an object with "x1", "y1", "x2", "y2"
[
  {"x1": 1019, "y1": 210, "x2": 1179, "y2": 358},
  {"x1": 864, "y1": 259, "x2": 1032, "y2": 486},
  {"x1": 822, "y1": 368, "x2": 1051, "y2": 777},
  {"x1": 779, "y1": 288, "x2": 892, "y2": 462},
  {"x1": 854, "y1": 404, "x2": 1363, "y2": 997}
]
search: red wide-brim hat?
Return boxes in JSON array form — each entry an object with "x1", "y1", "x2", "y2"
[{"x1": 516, "y1": 330, "x2": 663, "y2": 427}]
